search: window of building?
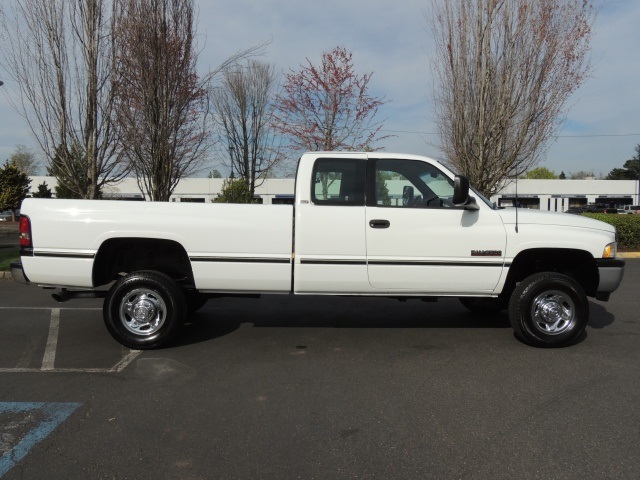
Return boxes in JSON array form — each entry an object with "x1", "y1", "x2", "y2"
[{"x1": 272, "y1": 195, "x2": 294, "y2": 205}]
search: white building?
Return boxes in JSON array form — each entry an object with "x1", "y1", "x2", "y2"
[
  {"x1": 490, "y1": 179, "x2": 638, "y2": 211},
  {"x1": 28, "y1": 176, "x2": 639, "y2": 212},
  {"x1": 29, "y1": 176, "x2": 296, "y2": 205}
]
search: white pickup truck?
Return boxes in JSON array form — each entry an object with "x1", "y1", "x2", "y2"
[{"x1": 12, "y1": 152, "x2": 624, "y2": 349}]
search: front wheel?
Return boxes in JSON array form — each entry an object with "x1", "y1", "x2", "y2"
[
  {"x1": 103, "y1": 271, "x2": 187, "y2": 349},
  {"x1": 508, "y1": 272, "x2": 589, "y2": 348}
]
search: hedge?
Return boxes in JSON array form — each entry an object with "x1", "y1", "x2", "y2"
[{"x1": 583, "y1": 213, "x2": 640, "y2": 249}]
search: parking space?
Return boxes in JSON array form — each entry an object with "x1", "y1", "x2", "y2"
[{"x1": 0, "y1": 306, "x2": 140, "y2": 374}]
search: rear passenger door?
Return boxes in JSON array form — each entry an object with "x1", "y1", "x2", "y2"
[{"x1": 293, "y1": 157, "x2": 370, "y2": 293}]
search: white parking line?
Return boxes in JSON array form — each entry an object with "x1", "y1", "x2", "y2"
[
  {"x1": 41, "y1": 308, "x2": 60, "y2": 371},
  {"x1": 0, "y1": 306, "x2": 142, "y2": 373},
  {"x1": 0, "y1": 350, "x2": 142, "y2": 374}
]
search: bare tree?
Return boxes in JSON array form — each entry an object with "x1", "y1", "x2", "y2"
[
  {"x1": 212, "y1": 60, "x2": 282, "y2": 196},
  {"x1": 427, "y1": 0, "x2": 596, "y2": 197},
  {"x1": 113, "y1": 0, "x2": 264, "y2": 201},
  {"x1": 0, "y1": 0, "x2": 126, "y2": 199},
  {"x1": 272, "y1": 46, "x2": 390, "y2": 154},
  {"x1": 8, "y1": 144, "x2": 40, "y2": 175},
  {"x1": 113, "y1": 0, "x2": 208, "y2": 201}
]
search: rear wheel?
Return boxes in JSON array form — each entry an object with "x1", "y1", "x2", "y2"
[
  {"x1": 508, "y1": 272, "x2": 588, "y2": 347},
  {"x1": 103, "y1": 271, "x2": 186, "y2": 349}
]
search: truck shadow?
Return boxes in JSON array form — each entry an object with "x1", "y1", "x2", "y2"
[
  {"x1": 177, "y1": 295, "x2": 510, "y2": 347},
  {"x1": 587, "y1": 301, "x2": 615, "y2": 329},
  {"x1": 176, "y1": 296, "x2": 616, "y2": 348}
]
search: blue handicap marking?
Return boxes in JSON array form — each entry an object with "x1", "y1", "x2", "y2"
[{"x1": 0, "y1": 402, "x2": 81, "y2": 477}]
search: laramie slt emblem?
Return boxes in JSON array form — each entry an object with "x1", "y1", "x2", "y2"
[{"x1": 471, "y1": 250, "x2": 502, "y2": 257}]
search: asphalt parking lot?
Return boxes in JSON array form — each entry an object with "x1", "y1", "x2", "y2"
[{"x1": 1, "y1": 261, "x2": 639, "y2": 479}]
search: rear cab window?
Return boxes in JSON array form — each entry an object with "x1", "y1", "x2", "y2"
[{"x1": 311, "y1": 159, "x2": 366, "y2": 206}]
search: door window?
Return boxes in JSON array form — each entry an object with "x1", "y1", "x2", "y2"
[{"x1": 373, "y1": 159, "x2": 455, "y2": 208}]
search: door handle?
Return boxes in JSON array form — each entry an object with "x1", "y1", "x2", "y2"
[{"x1": 369, "y1": 219, "x2": 390, "y2": 229}]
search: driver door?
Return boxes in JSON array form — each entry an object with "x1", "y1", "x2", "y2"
[{"x1": 365, "y1": 158, "x2": 507, "y2": 294}]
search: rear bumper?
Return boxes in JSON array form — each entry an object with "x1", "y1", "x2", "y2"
[
  {"x1": 595, "y1": 258, "x2": 625, "y2": 301},
  {"x1": 10, "y1": 261, "x2": 30, "y2": 285}
]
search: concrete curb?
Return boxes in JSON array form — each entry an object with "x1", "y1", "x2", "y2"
[{"x1": 2, "y1": 253, "x2": 639, "y2": 281}]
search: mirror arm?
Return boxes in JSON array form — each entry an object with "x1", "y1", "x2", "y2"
[{"x1": 464, "y1": 196, "x2": 480, "y2": 211}]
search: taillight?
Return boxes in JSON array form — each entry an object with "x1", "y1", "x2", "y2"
[{"x1": 19, "y1": 215, "x2": 32, "y2": 248}]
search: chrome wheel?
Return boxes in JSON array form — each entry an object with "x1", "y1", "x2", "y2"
[
  {"x1": 104, "y1": 271, "x2": 186, "y2": 349},
  {"x1": 530, "y1": 290, "x2": 576, "y2": 335},
  {"x1": 119, "y1": 288, "x2": 167, "y2": 336},
  {"x1": 508, "y1": 272, "x2": 588, "y2": 348}
]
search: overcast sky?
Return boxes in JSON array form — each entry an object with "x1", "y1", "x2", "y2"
[{"x1": 1, "y1": 0, "x2": 639, "y2": 178}]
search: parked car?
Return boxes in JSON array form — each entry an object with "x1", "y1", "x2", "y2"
[
  {"x1": 0, "y1": 210, "x2": 13, "y2": 222},
  {"x1": 622, "y1": 205, "x2": 640, "y2": 214},
  {"x1": 565, "y1": 205, "x2": 618, "y2": 214}
]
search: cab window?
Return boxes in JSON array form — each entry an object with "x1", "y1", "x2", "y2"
[{"x1": 311, "y1": 159, "x2": 366, "y2": 206}]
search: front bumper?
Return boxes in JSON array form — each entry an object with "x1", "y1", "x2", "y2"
[
  {"x1": 595, "y1": 258, "x2": 625, "y2": 301},
  {"x1": 10, "y1": 261, "x2": 30, "y2": 285}
]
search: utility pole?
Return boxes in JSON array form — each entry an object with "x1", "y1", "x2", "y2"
[{"x1": 228, "y1": 144, "x2": 235, "y2": 179}]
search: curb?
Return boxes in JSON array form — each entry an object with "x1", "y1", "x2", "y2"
[{"x1": 2, "y1": 253, "x2": 639, "y2": 282}]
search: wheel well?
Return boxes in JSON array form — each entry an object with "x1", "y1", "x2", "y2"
[
  {"x1": 92, "y1": 238, "x2": 194, "y2": 287},
  {"x1": 502, "y1": 249, "x2": 598, "y2": 299}
]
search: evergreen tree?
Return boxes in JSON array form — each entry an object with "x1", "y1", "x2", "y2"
[
  {"x1": 214, "y1": 179, "x2": 257, "y2": 203},
  {"x1": 48, "y1": 143, "x2": 101, "y2": 199},
  {"x1": 32, "y1": 182, "x2": 53, "y2": 198},
  {"x1": 0, "y1": 161, "x2": 31, "y2": 219}
]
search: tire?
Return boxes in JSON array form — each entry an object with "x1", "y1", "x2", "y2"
[
  {"x1": 459, "y1": 297, "x2": 506, "y2": 314},
  {"x1": 508, "y1": 272, "x2": 589, "y2": 348},
  {"x1": 103, "y1": 271, "x2": 187, "y2": 349}
]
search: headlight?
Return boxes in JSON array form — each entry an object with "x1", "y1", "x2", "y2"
[{"x1": 602, "y1": 242, "x2": 617, "y2": 259}]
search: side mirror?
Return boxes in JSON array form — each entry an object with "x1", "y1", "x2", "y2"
[
  {"x1": 453, "y1": 175, "x2": 480, "y2": 210},
  {"x1": 402, "y1": 185, "x2": 414, "y2": 206},
  {"x1": 453, "y1": 176, "x2": 470, "y2": 206}
]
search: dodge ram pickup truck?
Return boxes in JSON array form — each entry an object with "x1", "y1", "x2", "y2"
[{"x1": 11, "y1": 152, "x2": 625, "y2": 349}]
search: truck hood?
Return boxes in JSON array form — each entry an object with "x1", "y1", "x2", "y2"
[{"x1": 497, "y1": 208, "x2": 615, "y2": 234}]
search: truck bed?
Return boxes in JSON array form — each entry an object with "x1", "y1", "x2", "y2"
[{"x1": 20, "y1": 199, "x2": 294, "y2": 291}]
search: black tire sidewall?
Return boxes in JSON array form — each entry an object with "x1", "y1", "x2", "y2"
[
  {"x1": 104, "y1": 272, "x2": 186, "y2": 349},
  {"x1": 508, "y1": 273, "x2": 589, "y2": 348}
]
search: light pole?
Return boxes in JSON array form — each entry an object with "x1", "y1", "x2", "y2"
[{"x1": 228, "y1": 144, "x2": 235, "y2": 179}]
